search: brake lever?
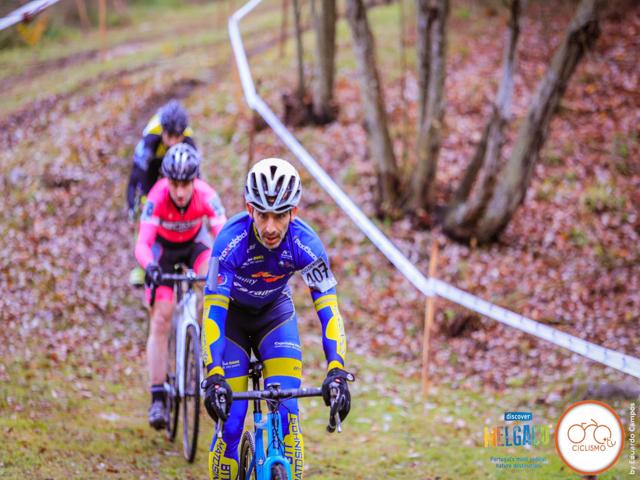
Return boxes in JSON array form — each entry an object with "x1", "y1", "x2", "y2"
[
  {"x1": 326, "y1": 384, "x2": 342, "y2": 433},
  {"x1": 150, "y1": 283, "x2": 157, "y2": 306},
  {"x1": 215, "y1": 394, "x2": 227, "y2": 439}
]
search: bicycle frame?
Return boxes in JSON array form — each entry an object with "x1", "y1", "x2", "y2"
[
  {"x1": 148, "y1": 267, "x2": 206, "y2": 461},
  {"x1": 152, "y1": 269, "x2": 205, "y2": 398},
  {"x1": 231, "y1": 363, "x2": 330, "y2": 480},
  {"x1": 172, "y1": 287, "x2": 203, "y2": 397},
  {"x1": 248, "y1": 407, "x2": 291, "y2": 479}
]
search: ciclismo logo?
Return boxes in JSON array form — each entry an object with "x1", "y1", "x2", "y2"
[
  {"x1": 555, "y1": 400, "x2": 624, "y2": 475},
  {"x1": 483, "y1": 411, "x2": 551, "y2": 448}
]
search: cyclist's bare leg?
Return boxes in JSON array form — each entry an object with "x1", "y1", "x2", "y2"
[{"x1": 147, "y1": 300, "x2": 174, "y2": 385}]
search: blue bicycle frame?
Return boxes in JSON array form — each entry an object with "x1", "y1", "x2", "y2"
[
  {"x1": 249, "y1": 401, "x2": 291, "y2": 479},
  {"x1": 226, "y1": 361, "x2": 334, "y2": 480}
]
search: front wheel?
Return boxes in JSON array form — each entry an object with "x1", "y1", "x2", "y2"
[
  {"x1": 166, "y1": 324, "x2": 180, "y2": 441},
  {"x1": 182, "y1": 324, "x2": 202, "y2": 462},
  {"x1": 270, "y1": 463, "x2": 288, "y2": 480},
  {"x1": 239, "y1": 430, "x2": 256, "y2": 479}
]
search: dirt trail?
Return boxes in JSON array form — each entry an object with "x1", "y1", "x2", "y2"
[
  {"x1": 0, "y1": 14, "x2": 307, "y2": 372},
  {"x1": 0, "y1": 3, "x2": 280, "y2": 93}
]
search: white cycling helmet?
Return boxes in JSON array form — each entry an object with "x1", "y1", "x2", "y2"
[{"x1": 244, "y1": 158, "x2": 302, "y2": 213}]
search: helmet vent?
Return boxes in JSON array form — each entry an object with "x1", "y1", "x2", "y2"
[{"x1": 243, "y1": 158, "x2": 302, "y2": 213}]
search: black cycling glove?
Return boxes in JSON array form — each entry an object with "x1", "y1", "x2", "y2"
[
  {"x1": 203, "y1": 374, "x2": 233, "y2": 422},
  {"x1": 321, "y1": 367, "x2": 354, "y2": 421},
  {"x1": 144, "y1": 262, "x2": 162, "y2": 286}
]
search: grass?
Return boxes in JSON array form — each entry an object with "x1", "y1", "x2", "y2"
[
  {"x1": 0, "y1": 0, "x2": 283, "y2": 116},
  {"x1": 581, "y1": 181, "x2": 626, "y2": 214},
  {"x1": 1, "y1": 340, "x2": 633, "y2": 479}
]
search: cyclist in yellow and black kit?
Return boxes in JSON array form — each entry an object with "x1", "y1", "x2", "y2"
[
  {"x1": 126, "y1": 99, "x2": 196, "y2": 285},
  {"x1": 126, "y1": 99, "x2": 196, "y2": 218}
]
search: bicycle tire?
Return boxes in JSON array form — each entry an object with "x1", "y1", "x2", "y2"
[
  {"x1": 567, "y1": 424, "x2": 585, "y2": 444},
  {"x1": 239, "y1": 430, "x2": 256, "y2": 480},
  {"x1": 182, "y1": 324, "x2": 201, "y2": 462},
  {"x1": 270, "y1": 462, "x2": 288, "y2": 480},
  {"x1": 166, "y1": 324, "x2": 180, "y2": 442},
  {"x1": 593, "y1": 424, "x2": 612, "y2": 444}
]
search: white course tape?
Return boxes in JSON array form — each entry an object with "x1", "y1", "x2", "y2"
[
  {"x1": 0, "y1": 0, "x2": 61, "y2": 32},
  {"x1": 229, "y1": 0, "x2": 640, "y2": 379}
]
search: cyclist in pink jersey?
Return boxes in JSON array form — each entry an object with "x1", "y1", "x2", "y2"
[{"x1": 134, "y1": 142, "x2": 227, "y2": 429}]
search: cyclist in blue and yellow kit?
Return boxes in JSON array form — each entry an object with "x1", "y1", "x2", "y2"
[{"x1": 201, "y1": 158, "x2": 353, "y2": 479}]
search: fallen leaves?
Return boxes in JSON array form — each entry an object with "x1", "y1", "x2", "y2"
[{"x1": 0, "y1": 1, "x2": 638, "y2": 403}]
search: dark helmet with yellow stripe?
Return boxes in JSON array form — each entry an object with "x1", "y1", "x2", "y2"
[{"x1": 160, "y1": 99, "x2": 188, "y2": 136}]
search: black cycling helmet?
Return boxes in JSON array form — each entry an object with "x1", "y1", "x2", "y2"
[
  {"x1": 160, "y1": 99, "x2": 188, "y2": 136},
  {"x1": 161, "y1": 143, "x2": 200, "y2": 181}
]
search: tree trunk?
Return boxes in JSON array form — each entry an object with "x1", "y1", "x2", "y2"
[
  {"x1": 346, "y1": 0, "x2": 400, "y2": 213},
  {"x1": 111, "y1": 0, "x2": 127, "y2": 15},
  {"x1": 409, "y1": 0, "x2": 448, "y2": 211},
  {"x1": 311, "y1": 0, "x2": 337, "y2": 123},
  {"x1": 398, "y1": 0, "x2": 410, "y2": 163},
  {"x1": 75, "y1": 0, "x2": 91, "y2": 29},
  {"x1": 416, "y1": 0, "x2": 435, "y2": 125},
  {"x1": 292, "y1": 0, "x2": 305, "y2": 103},
  {"x1": 280, "y1": 0, "x2": 289, "y2": 57},
  {"x1": 448, "y1": 0, "x2": 603, "y2": 243},
  {"x1": 443, "y1": 0, "x2": 521, "y2": 235}
]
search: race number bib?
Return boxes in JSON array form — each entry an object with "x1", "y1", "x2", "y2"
[{"x1": 301, "y1": 258, "x2": 337, "y2": 292}]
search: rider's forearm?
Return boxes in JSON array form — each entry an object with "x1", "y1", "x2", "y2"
[
  {"x1": 209, "y1": 214, "x2": 227, "y2": 238},
  {"x1": 311, "y1": 287, "x2": 347, "y2": 371},
  {"x1": 132, "y1": 137, "x2": 155, "y2": 171},
  {"x1": 202, "y1": 288, "x2": 230, "y2": 377},
  {"x1": 134, "y1": 222, "x2": 157, "y2": 268},
  {"x1": 126, "y1": 165, "x2": 144, "y2": 210}
]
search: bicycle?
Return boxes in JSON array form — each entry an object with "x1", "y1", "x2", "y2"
[
  {"x1": 567, "y1": 418, "x2": 615, "y2": 447},
  {"x1": 216, "y1": 360, "x2": 349, "y2": 480},
  {"x1": 150, "y1": 266, "x2": 206, "y2": 462}
]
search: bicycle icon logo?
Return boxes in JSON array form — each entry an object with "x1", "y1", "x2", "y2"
[
  {"x1": 567, "y1": 418, "x2": 617, "y2": 449},
  {"x1": 555, "y1": 400, "x2": 624, "y2": 476}
]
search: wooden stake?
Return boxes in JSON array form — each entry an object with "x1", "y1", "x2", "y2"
[
  {"x1": 99, "y1": 0, "x2": 107, "y2": 58},
  {"x1": 421, "y1": 238, "x2": 439, "y2": 396}
]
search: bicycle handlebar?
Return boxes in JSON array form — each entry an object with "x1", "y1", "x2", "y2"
[
  {"x1": 227, "y1": 385, "x2": 345, "y2": 434},
  {"x1": 232, "y1": 387, "x2": 323, "y2": 401},
  {"x1": 160, "y1": 273, "x2": 208, "y2": 282},
  {"x1": 149, "y1": 272, "x2": 207, "y2": 306}
]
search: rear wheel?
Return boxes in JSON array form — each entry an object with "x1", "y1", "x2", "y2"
[
  {"x1": 270, "y1": 463, "x2": 288, "y2": 480},
  {"x1": 239, "y1": 430, "x2": 256, "y2": 479},
  {"x1": 182, "y1": 324, "x2": 202, "y2": 462},
  {"x1": 166, "y1": 322, "x2": 180, "y2": 441}
]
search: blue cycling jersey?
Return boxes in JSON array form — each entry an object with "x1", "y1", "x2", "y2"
[
  {"x1": 202, "y1": 212, "x2": 347, "y2": 377},
  {"x1": 207, "y1": 212, "x2": 336, "y2": 309}
]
